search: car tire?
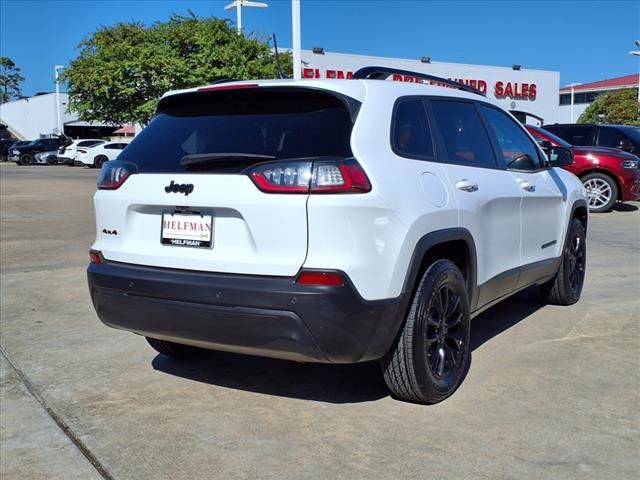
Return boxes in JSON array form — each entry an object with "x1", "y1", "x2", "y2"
[
  {"x1": 146, "y1": 337, "x2": 210, "y2": 359},
  {"x1": 382, "y1": 259, "x2": 471, "y2": 404},
  {"x1": 94, "y1": 155, "x2": 108, "y2": 168},
  {"x1": 19, "y1": 154, "x2": 33, "y2": 165},
  {"x1": 582, "y1": 172, "x2": 618, "y2": 213},
  {"x1": 46, "y1": 156, "x2": 57, "y2": 165},
  {"x1": 541, "y1": 218, "x2": 586, "y2": 306}
]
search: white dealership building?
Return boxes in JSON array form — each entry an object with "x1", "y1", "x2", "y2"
[
  {"x1": 0, "y1": 50, "x2": 561, "y2": 141},
  {"x1": 300, "y1": 49, "x2": 560, "y2": 125}
]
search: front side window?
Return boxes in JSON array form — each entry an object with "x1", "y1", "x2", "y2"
[
  {"x1": 430, "y1": 100, "x2": 496, "y2": 167},
  {"x1": 597, "y1": 128, "x2": 626, "y2": 149},
  {"x1": 391, "y1": 98, "x2": 434, "y2": 158},
  {"x1": 480, "y1": 105, "x2": 542, "y2": 171}
]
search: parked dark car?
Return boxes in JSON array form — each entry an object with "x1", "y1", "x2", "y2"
[
  {"x1": 8, "y1": 136, "x2": 72, "y2": 165},
  {"x1": 544, "y1": 124, "x2": 640, "y2": 156},
  {"x1": 526, "y1": 125, "x2": 640, "y2": 212}
]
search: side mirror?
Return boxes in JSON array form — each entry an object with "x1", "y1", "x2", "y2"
[
  {"x1": 618, "y1": 139, "x2": 634, "y2": 152},
  {"x1": 548, "y1": 146, "x2": 573, "y2": 168}
]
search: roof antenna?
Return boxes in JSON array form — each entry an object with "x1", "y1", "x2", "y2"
[{"x1": 272, "y1": 33, "x2": 285, "y2": 79}]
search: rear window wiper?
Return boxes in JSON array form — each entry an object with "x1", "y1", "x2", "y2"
[{"x1": 180, "y1": 153, "x2": 276, "y2": 168}]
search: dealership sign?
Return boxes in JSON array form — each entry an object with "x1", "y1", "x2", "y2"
[{"x1": 300, "y1": 51, "x2": 560, "y2": 123}]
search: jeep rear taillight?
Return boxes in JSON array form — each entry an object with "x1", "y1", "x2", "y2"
[
  {"x1": 249, "y1": 159, "x2": 371, "y2": 194},
  {"x1": 97, "y1": 160, "x2": 137, "y2": 190}
]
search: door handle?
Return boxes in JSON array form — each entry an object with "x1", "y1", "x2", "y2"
[
  {"x1": 455, "y1": 179, "x2": 478, "y2": 192},
  {"x1": 518, "y1": 180, "x2": 536, "y2": 192}
]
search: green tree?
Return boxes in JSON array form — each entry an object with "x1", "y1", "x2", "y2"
[
  {"x1": 0, "y1": 57, "x2": 25, "y2": 103},
  {"x1": 577, "y1": 88, "x2": 639, "y2": 125},
  {"x1": 61, "y1": 15, "x2": 291, "y2": 125}
]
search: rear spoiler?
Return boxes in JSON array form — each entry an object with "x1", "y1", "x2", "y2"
[{"x1": 352, "y1": 66, "x2": 486, "y2": 97}]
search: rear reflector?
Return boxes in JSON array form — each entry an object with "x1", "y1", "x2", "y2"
[
  {"x1": 89, "y1": 251, "x2": 102, "y2": 264},
  {"x1": 296, "y1": 271, "x2": 345, "y2": 286},
  {"x1": 198, "y1": 84, "x2": 259, "y2": 92}
]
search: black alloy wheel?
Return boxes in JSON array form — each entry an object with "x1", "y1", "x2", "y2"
[
  {"x1": 425, "y1": 285, "x2": 465, "y2": 380},
  {"x1": 565, "y1": 226, "x2": 586, "y2": 297},
  {"x1": 94, "y1": 155, "x2": 108, "y2": 168},
  {"x1": 382, "y1": 259, "x2": 471, "y2": 404},
  {"x1": 541, "y1": 218, "x2": 586, "y2": 305}
]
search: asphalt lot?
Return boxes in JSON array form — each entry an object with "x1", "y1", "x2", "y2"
[{"x1": 1, "y1": 162, "x2": 639, "y2": 480}]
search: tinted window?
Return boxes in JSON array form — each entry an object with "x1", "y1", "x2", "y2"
[
  {"x1": 597, "y1": 127, "x2": 627, "y2": 148},
  {"x1": 79, "y1": 140, "x2": 102, "y2": 147},
  {"x1": 430, "y1": 100, "x2": 496, "y2": 167},
  {"x1": 392, "y1": 98, "x2": 434, "y2": 158},
  {"x1": 480, "y1": 106, "x2": 541, "y2": 170},
  {"x1": 104, "y1": 144, "x2": 118, "y2": 150},
  {"x1": 528, "y1": 126, "x2": 572, "y2": 148},
  {"x1": 549, "y1": 126, "x2": 594, "y2": 146},
  {"x1": 119, "y1": 89, "x2": 356, "y2": 173}
]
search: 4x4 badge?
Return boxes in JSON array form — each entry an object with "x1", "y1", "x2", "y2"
[{"x1": 165, "y1": 180, "x2": 194, "y2": 196}]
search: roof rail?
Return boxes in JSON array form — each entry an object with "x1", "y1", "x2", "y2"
[{"x1": 351, "y1": 66, "x2": 485, "y2": 97}]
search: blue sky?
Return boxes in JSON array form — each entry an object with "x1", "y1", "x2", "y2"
[{"x1": 1, "y1": 0, "x2": 638, "y2": 96}]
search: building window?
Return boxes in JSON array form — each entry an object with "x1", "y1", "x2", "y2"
[{"x1": 559, "y1": 93, "x2": 572, "y2": 105}]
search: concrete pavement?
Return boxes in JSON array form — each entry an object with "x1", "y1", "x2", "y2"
[{"x1": 1, "y1": 163, "x2": 639, "y2": 479}]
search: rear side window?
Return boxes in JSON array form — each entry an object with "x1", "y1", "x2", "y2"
[
  {"x1": 430, "y1": 100, "x2": 496, "y2": 167},
  {"x1": 79, "y1": 140, "x2": 102, "y2": 147},
  {"x1": 552, "y1": 126, "x2": 594, "y2": 146},
  {"x1": 392, "y1": 98, "x2": 434, "y2": 158},
  {"x1": 118, "y1": 88, "x2": 356, "y2": 173},
  {"x1": 480, "y1": 105, "x2": 542, "y2": 170}
]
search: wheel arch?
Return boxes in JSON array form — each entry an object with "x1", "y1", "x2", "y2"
[{"x1": 400, "y1": 228, "x2": 478, "y2": 312}]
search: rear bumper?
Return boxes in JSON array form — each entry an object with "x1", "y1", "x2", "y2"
[{"x1": 87, "y1": 261, "x2": 408, "y2": 363}]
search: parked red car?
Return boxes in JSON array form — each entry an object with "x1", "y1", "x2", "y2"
[{"x1": 526, "y1": 125, "x2": 640, "y2": 212}]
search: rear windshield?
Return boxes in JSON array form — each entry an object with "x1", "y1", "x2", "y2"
[{"x1": 118, "y1": 88, "x2": 357, "y2": 173}]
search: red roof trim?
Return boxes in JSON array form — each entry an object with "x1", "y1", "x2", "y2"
[{"x1": 560, "y1": 74, "x2": 639, "y2": 92}]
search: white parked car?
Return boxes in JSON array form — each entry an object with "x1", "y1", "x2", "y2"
[
  {"x1": 58, "y1": 139, "x2": 107, "y2": 165},
  {"x1": 77, "y1": 142, "x2": 127, "y2": 168},
  {"x1": 87, "y1": 68, "x2": 588, "y2": 404}
]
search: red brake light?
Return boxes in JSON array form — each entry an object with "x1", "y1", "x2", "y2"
[
  {"x1": 89, "y1": 250, "x2": 102, "y2": 264},
  {"x1": 198, "y1": 84, "x2": 259, "y2": 92},
  {"x1": 97, "y1": 160, "x2": 137, "y2": 190},
  {"x1": 296, "y1": 270, "x2": 345, "y2": 286},
  {"x1": 248, "y1": 159, "x2": 371, "y2": 194}
]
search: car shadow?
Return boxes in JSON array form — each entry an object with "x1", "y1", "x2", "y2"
[
  {"x1": 152, "y1": 286, "x2": 546, "y2": 404},
  {"x1": 612, "y1": 202, "x2": 639, "y2": 212}
]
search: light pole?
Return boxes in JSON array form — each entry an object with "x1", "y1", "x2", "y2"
[
  {"x1": 566, "y1": 82, "x2": 581, "y2": 123},
  {"x1": 54, "y1": 65, "x2": 64, "y2": 135},
  {"x1": 224, "y1": 0, "x2": 268, "y2": 35},
  {"x1": 629, "y1": 40, "x2": 640, "y2": 104},
  {"x1": 292, "y1": 0, "x2": 301, "y2": 80}
]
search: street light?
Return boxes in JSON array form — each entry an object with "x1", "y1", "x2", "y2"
[
  {"x1": 629, "y1": 40, "x2": 640, "y2": 103},
  {"x1": 292, "y1": 0, "x2": 301, "y2": 80},
  {"x1": 224, "y1": 0, "x2": 268, "y2": 35},
  {"x1": 565, "y1": 82, "x2": 581, "y2": 123},
  {"x1": 54, "y1": 65, "x2": 64, "y2": 135}
]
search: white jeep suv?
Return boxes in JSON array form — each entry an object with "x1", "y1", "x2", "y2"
[{"x1": 88, "y1": 67, "x2": 588, "y2": 404}]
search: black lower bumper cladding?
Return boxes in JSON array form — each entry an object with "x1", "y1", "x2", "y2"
[{"x1": 87, "y1": 261, "x2": 407, "y2": 364}]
